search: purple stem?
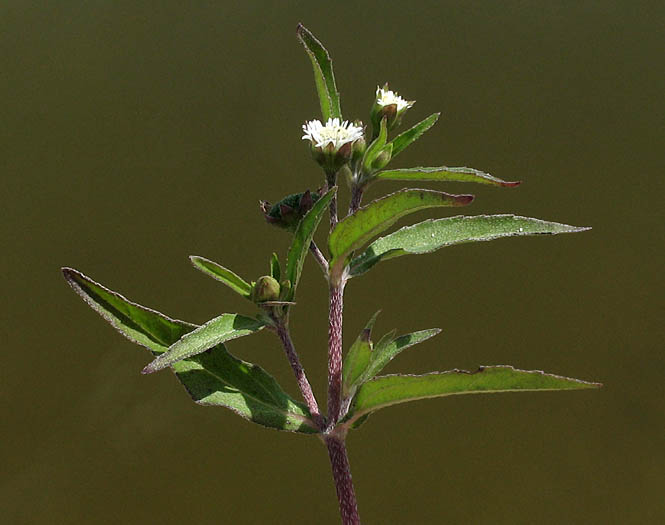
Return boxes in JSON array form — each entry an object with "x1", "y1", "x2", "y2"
[
  {"x1": 274, "y1": 320, "x2": 325, "y2": 430},
  {"x1": 309, "y1": 241, "x2": 329, "y2": 275},
  {"x1": 327, "y1": 280, "x2": 345, "y2": 426},
  {"x1": 326, "y1": 173, "x2": 338, "y2": 228},
  {"x1": 349, "y1": 185, "x2": 364, "y2": 214},
  {"x1": 325, "y1": 435, "x2": 360, "y2": 525}
]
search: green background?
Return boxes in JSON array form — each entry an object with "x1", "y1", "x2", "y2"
[{"x1": 2, "y1": 1, "x2": 663, "y2": 523}]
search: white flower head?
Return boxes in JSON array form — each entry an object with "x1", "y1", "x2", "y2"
[
  {"x1": 375, "y1": 86, "x2": 414, "y2": 112},
  {"x1": 302, "y1": 118, "x2": 364, "y2": 150}
]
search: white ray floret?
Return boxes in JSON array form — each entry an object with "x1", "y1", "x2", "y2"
[
  {"x1": 302, "y1": 118, "x2": 364, "y2": 149},
  {"x1": 376, "y1": 86, "x2": 414, "y2": 111}
]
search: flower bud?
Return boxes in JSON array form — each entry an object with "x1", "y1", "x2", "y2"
[
  {"x1": 278, "y1": 279, "x2": 292, "y2": 301},
  {"x1": 371, "y1": 144, "x2": 393, "y2": 171},
  {"x1": 351, "y1": 123, "x2": 367, "y2": 170},
  {"x1": 260, "y1": 190, "x2": 321, "y2": 232},
  {"x1": 250, "y1": 276, "x2": 281, "y2": 303},
  {"x1": 370, "y1": 84, "x2": 415, "y2": 138}
]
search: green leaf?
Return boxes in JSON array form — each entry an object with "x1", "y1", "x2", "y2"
[
  {"x1": 350, "y1": 214, "x2": 591, "y2": 276},
  {"x1": 175, "y1": 342, "x2": 317, "y2": 434},
  {"x1": 189, "y1": 256, "x2": 252, "y2": 298},
  {"x1": 360, "y1": 329, "x2": 441, "y2": 384},
  {"x1": 373, "y1": 329, "x2": 397, "y2": 355},
  {"x1": 347, "y1": 366, "x2": 601, "y2": 422},
  {"x1": 62, "y1": 267, "x2": 195, "y2": 349},
  {"x1": 143, "y1": 313, "x2": 265, "y2": 374},
  {"x1": 375, "y1": 166, "x2": 520, "y2": 188},
  {"x1": 329, "y1": 189, "x2": 474, "y2": 276},
  {"x1": 62, "y1": 268, "x2": 317, "y2": 433},
  {"x1": 285, "y1": 187, "x2": 336, "y2": 300},
  {"x1": 362, "y1": 117, "x2": 388, "y2": 174},
  {"x1": 389, "y1": 113, "x2": 440, "y2": 158},
  {"x1": 296, "y1": 23, "x2": 341, "y2": 120},
  {"x1": 270, "y1": 252, "x2": 281, "y2": 282},
  {"x1": 342, "y1": 310, "x2": 380, "y2": 397}
]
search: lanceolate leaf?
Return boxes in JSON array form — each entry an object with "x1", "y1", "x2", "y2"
[
  {"x1": 329, "y1": 189, "x2": 474, "y2": 275},
  {"x1": 285, "y1": 187, "x2": 336, "y2": 300},
  {"x1": 389, "y1": 113, "x2": 440, "y2": 159},
  {"x1": 62, "y1": 268, "x2": 317, "y2": 433},
  {"x1": 375, "y1": 166, "x2": 520, "y2": 188},
  {"x1": 373, "y1": 329, "x2": 397, "y2": 356},
  {"x1": 347, "y1": 366, "x2": 601, "y2": 422},
  {"x1": 296, "y1": 23, "x2": 341, "y2": 120},
  {"x1": 360, "y1": 329, "x2": 441, "y2": 385},
  {"x1": 190, "y1": 256, "x2": 252, "y2": 298},
  {"x1": 350, "y1": 214, "x2": 591, "y2": 276},
  {"x1": 179, "y1": 346, "x2": 318, "y2": 433},
  {"x1": 63, "y1": 267, "x2": 195, "y2": 349},
  {"x1": 342, "y1": 311, "x2": 380, "y2": 397},
  {"x1": 143, "y1": 314, "x2": 265, "y2": 374}
]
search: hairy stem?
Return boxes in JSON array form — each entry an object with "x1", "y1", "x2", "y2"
[
  {"x1": 325, "y1": 435, "x2": 360, "y2": 525},
  {"x1": 309, "y1": 241, "x2": 329, "y2": 275},
  {"x1": 326, "y1": 173, "x2": 338, "y2": 228},
  {"x1": 274, "y1": 319, "x2": 325, "y2": 430},
  {"x1": 327, "y1": 279, "x2": 345, "y2": 426},
  {"x1": 349, "y1": 184, "x2": 364, "y2": 214}
]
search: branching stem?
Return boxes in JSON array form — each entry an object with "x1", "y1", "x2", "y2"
[
  {"x1": 349, "y1": 184, "x2": 364, "y2": 214},
  {"x1": 326, "y1": 172, "x2": 338, "y2": 228},
  {"x1": 273, "y1": 318, "x2": 325, "y2": 430},
  {"x1": 309, "y1": 241, "x2": 329, "y2": 275}
]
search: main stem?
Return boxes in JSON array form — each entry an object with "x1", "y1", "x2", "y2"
[
  {"x1": 326, "y1": 174, "x2": 361, "y2": 523},
  {"x1": 327, "y1": 279, "x2": 345, "y2": 426},
  {"x1": 325, "y1": 434, "x2": 360, "y2": 525},
  {"x1": 327, "y1": 278, "x2": 359, "y2": 523}
]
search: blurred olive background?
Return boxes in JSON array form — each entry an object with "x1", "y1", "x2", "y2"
[{"x1": 2, "y1": 1, "x2": 663, "y2": 524}]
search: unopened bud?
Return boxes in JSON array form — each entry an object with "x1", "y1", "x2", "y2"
[
  {"x1": 371, "y1": 144, "x2": 393, "y2": 171},
  {"x1": 251, "y1": 276, "x2": 281, "y2": 303},
  {"x1": 261, "y1": 190, "x2": 321, "y2": 232},
  {"x1": 278, "y1": 279, "x2": 292, "y2": 301}
]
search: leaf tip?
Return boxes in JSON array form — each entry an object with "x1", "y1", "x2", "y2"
[
  {"x1": 502, "y1": 180, "x2": 522, "y2": 188},
  {"x1": 458, "y1": 194, "x2": 475, "y2": 205},
  {"x1": 61, "y1": 266, "x2": 76, "y2": 281},
  {"x1": 141, "y1": 362, "x2": 158, "y2": 375},
  {"x1": 61, "y1": 267, "x2": 86, "y2": 291}
]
